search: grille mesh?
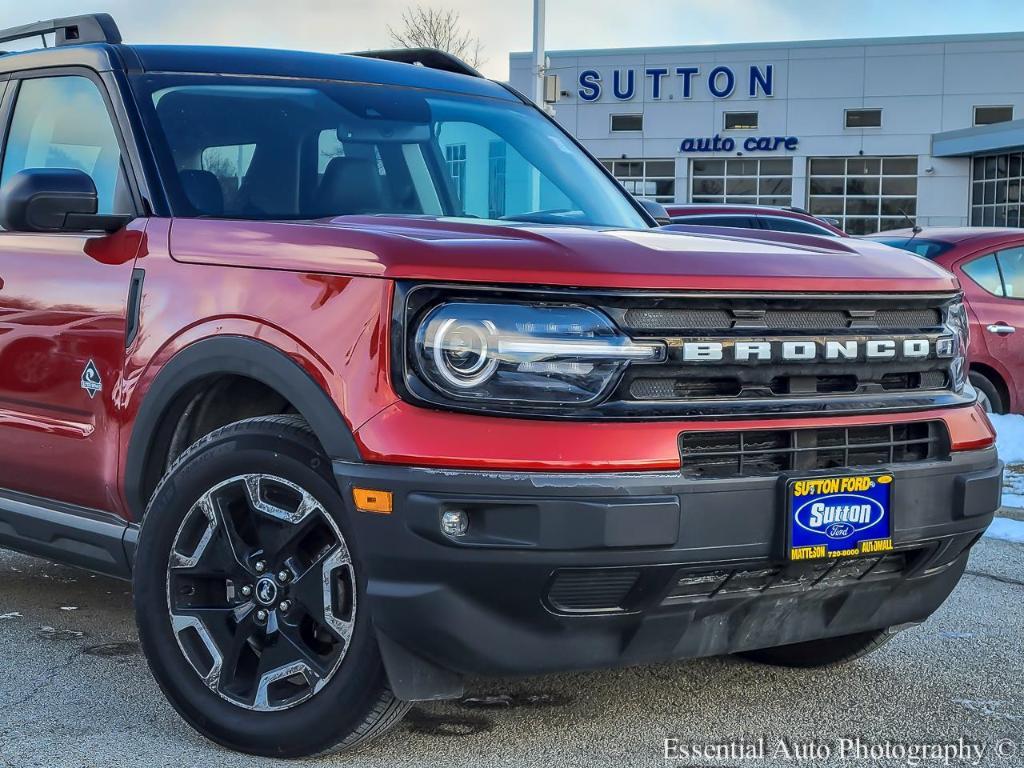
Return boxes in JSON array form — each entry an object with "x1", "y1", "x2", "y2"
[
  {"x1": 621, "y1": 307, "x2": 942, "y2": 332},
  {"x1": 679, "y1": 422, "x2": 948, "y2": 479}
]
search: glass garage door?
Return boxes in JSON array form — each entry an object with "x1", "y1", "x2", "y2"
[
  {"x1": 601, "y1": 159, "x2": 676, "y2": 203},
  {"x1": 971, "y1": 153, "x2": 1023, "y2": 227},
  {"x1": 808, "y1": 156, "x2": 918, "y2": 235},
  {"x1": 689, "y1": 158, "x2": 793, "y2": 206}
]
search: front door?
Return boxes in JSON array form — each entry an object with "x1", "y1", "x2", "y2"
[
  {"x1": 960, "y1": 243, "x2": 1024, "y2": 409},
  {"x1": 0, "y1": 73, "x2": 142, "y2": 513}
]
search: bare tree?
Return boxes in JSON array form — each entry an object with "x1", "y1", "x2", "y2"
[{"x1": 388, "y1": 5, "x2": 485, "y2": 69}]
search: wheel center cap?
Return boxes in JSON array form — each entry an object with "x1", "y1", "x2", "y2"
[{"x1": 255, "y1": 577, "x2": 278, "y2": 606}]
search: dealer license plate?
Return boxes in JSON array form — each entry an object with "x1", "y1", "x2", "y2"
[{"x1": 787, "y1": 473, "x2": 895, "y2": 561}]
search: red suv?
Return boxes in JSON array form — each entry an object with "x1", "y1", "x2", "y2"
[
  {"x1": 868, "y1": 228, "x2": 1024, "y2": 414},
  {"x1": 0, "y1": 15, "x2": 1002, "y2": 758}
]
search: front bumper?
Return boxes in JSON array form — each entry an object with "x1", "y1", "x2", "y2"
[{"x1": 335, "y1": 448, "x2": 1001, "y2": 701}]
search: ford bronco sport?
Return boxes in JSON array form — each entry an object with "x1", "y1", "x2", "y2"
[{"x1": 0, "y1": 14, "x2": 1002, "y2": 758}]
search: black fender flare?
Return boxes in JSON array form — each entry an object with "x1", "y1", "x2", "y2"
[{"x1": 124, "y1": 335, "x2": 362, "y2": 519}]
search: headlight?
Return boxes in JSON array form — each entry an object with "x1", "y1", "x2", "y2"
[
  {"x1": 944, "y1": 299, "x2": 970, "y2": 392},
  {"x1": 411, "y1": 302, "x2": 664, "y2": 405}
]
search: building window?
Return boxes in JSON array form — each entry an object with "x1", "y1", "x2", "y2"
[
  {"x1": 971, "y1": 153, "x2": 1023, "y2": 227},
  {"x1": 602, "y1": 158, "x2": 675, "y2": 202},
  {"x1": 724, "y1": 111, "x2": 758, "y2": 130},
  {"x1": 610, "y1": 114, "x2": 643, "y2": 132},
  {"x1": 444, "y1": 143, "x2": 467, "y2": 201},
  {"x1": 845, "y1": 108, "x2": 882, "y2": 128},
  {"x1": 690, "y1": 158, "x2": 793, "y2": 206},
  {"x1": 487, "y1": 140, "x2": 506, "y2": 219},
  {"x1": 974, "y1": 106, "x2": 1014, "y2": 126},
  {"x1": 808, "y1": 156, "x2": 917, "y2": 235}
]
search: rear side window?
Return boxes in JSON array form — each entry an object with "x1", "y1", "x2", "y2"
[
  {"x1": 996, "y1": 246, "x2": 1024, "y2": 297},
  {"x1": 0, "y1": 76, "x2": 131, "y2": 214},
  {"x1": 962, "y1": 254, "x2": 1004, "y2": 296}
]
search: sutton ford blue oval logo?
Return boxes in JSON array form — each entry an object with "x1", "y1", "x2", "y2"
[{"x1": 794, "y1": 494, "x2": 885, "y2": 541}]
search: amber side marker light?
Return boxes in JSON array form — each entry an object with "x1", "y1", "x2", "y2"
[{"x1": 353, "y1": 488, "x2": 393, "y2": 514}]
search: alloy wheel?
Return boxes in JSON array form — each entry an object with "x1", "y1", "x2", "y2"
[{"x1": 166, "y1": 473, "x2": 356, "y2": 711}]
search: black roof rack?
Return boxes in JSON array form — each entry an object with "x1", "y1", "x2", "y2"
[
  {"x1": 0, "y1": 13, "x2": 121, "y2": 49},
  {"x1": 350, "y1": 48, "x2": 481, "y2": 78}
]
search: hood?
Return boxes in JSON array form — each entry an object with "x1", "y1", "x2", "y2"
[{"x1": 168, "y1": 216, "x2": 959, "y2": 293}]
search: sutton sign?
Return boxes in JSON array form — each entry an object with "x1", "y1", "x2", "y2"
[{"x1": 578, "y1": 64, "x2": 774, "y2": 102}]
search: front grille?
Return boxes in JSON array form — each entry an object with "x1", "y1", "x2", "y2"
[
  {"x1": 598, "y1": 292, "x2": 963, "y2": 417},
  {"x1": 679, "y1": 421, "x2": 948, "y2": 479},
  {"x1": 664, "y1": 551, "x2": 917, "y2": 603}
]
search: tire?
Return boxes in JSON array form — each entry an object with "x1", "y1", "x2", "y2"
[
  {"x1": 133, "y1": 415, "x2": 409, "y2": 757},
  {"x1": 738, "y1": 628, "x2": 893, "y2": 668},
  {"x1": 969, "y1": 371, "x2": 1004, "y2": 414}
]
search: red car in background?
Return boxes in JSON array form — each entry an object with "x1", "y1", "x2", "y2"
[
  {"x1": 665, "y1": 204, "x2": 847, "y2": 237},
  {"x1": 868, "y1": 228, "x2": 1024, "y2": 413}
]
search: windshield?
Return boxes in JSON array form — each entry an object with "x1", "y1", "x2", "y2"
[
  {"x1": 132, "y1": 75, "x2": 647, "y2": 228},
  {"x1": 869, "y1": 237, "x2": 954, "y2": 259}
]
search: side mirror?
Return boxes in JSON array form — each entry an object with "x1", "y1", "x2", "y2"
[
  {"x1": 0, "y1": 168, "x2": 131, "y2": 233},
  {"x1": 637, "y1": 198, "x2": 672, "y2": 226}
]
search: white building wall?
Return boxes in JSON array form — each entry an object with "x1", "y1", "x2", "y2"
[{"x1": 510, "y1": 31, "x2": 1024, "y2": 228}]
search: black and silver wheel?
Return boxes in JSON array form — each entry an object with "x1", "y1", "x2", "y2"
[
  {"x1": 969, "y1": 371, "x2": 1004, "y2": 414},
  {"x1": 134, "y1": 416, "x2": 408, "y2": 757}
]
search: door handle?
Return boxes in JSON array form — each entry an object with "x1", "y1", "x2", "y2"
[{"x1": 986, "y1": 323, "x2": 1016, "y2": 335}]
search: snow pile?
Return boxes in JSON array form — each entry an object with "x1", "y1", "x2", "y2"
[
  {"x1": 984, "y1": 517, "x2": 1024, "y2": 544},
  {"x1": 988, "y1": 413, "x2": 1024, "y2": 508},
  {"x1": 989, "y1": 413, "x2": 1024, "y2": 463}
]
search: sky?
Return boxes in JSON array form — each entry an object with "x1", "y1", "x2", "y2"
[{"x1": 7, "y1": 0, "x2": 1024, "y2": 79}]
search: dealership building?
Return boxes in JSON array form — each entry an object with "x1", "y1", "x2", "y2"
[{"x1": 508, "y1": 31, "x2": 1024, "y2": 233}]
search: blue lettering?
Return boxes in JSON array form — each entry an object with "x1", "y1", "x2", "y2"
[
  {"x1": 613, "y1": 69, "x2": 636, "y2": 100},
  {"x1": 675, "y1": 66, "x2": 699, "y2": 98},
  {"x1": 708, "y1": 66, "x2": 735, "y2": 98},
  {"x1": 578, "y1": 69, "x2": 602, "y2": 102},
  {"x1": 735, "y1": 136, "x2": 799, "y2": 152},
  {"x1": 646, "y1": 67, "x2": 669, "y2": 99},
  {"x1": 722, "y1": 137, "x2": 736, "y2": 151},
  {"x1": 749, "y1": 64, "x2": 773, "y2": 97},
  {"x1": 680, "y1": 138, "x2": 697, "y2": 152}
]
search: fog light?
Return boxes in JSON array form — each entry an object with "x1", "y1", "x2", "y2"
[{"x1": 440, "y1": 509, "x2": 468, "y2": 537}]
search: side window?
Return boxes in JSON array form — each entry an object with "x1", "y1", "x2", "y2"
[
  {"x1": 1, "y1": 76, "x2": 131, "y2": 215},
  {"x1": 962, "y1": 253, "x2": 1004, "y2": 296},
  {"x1": 995, "y1": 246, "x2": 1024, "y2": 298},
  {"x1": 201, "y1": 143, "x2": 255, "y2": 211},
  {"x1": 317, "y1": 129, "x2": 345, "y2": 177}
]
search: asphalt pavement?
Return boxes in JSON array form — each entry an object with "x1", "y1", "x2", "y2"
[{"x1": 0, "y1": 529, "x2": 1021, "y2": 768}]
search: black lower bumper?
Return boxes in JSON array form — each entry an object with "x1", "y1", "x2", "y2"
[{"x1": 334, "y1": 449, "x2": 1001, "y2": 701}]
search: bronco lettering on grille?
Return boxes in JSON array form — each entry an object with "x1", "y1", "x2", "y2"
[{"x1": 679, "y1": 337, "x2": 954, "y2": 363}]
